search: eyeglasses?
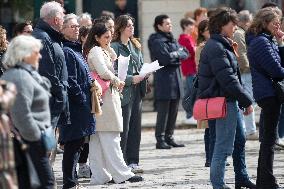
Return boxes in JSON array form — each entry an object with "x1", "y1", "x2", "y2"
[{"x1": 70, "y1": 25, "x2": 80, "y2": 29}]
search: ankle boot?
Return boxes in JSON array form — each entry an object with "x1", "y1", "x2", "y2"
[
  {"x1": 156, "y1": 136, "x2": 171, "y2": 149},
  {"x1": 165, "y1": 136, "x2": 185, "y2": 147}
]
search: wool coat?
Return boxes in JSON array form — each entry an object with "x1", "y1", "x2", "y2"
[
  {"x1": 148, "y1": 32, "x2": 188, "y2": 100},
  {"x1": 87, "y1": 46, "x2": 123, "y2": 132}
]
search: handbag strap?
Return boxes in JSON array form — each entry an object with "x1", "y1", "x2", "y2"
[{"x1": 205, "y1": 98, "x2": 209, "y2": 119}]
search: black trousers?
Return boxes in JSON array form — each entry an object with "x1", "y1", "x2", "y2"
[
  {"x1": 121, "y1": 85, "x2": 142, "y2": 165},
  {"x1": 78, "y1": 143, "x2": 89, "y2": 164},
  {"x1": 62, "y1": 138, "x2": 85, "y2": 189},
  {"x1": 155, "y1": 99, "x2": 179, "y2": 142},
  {"x1": 256, "y1": 97, "x2": 280, "y2": 189}
]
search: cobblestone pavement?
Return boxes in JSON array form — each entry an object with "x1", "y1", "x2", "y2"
[{"x1": 54, "y1": 129, "x2": 284, "y2": 189}]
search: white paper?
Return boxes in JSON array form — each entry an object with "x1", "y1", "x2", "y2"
[
  {"x1": 139, "y1": 60, "x2": 164, "y2": 78},
  {"x1": 118, "y1": 55, "x2": 130, "y2": 81}
]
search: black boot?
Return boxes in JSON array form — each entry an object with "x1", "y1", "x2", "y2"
[
  {"x1": 156, "y1": 141, "x2": 171, "y2": 149},
  {"x1": 156, "y1": 136, "x2": 171, "y2": 149},
  {"x1": 235, "y1": 180, "x2": 256, "y2": 189},
  {"x1": 165, "y1": 136, "x2": 185, "y2": 148}
]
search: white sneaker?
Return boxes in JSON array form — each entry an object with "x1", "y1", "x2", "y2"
[
  {"x1": 128, "y1": 163, "x2": 144, "y2": 174},
  {"x1": 78, "y1": 164, "x2": 91, "y2": 178}
]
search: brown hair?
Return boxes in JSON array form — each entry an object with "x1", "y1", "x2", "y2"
[
  {"x1": 0, "y1": 25, "x2": 7, "y2": 52},
  {"x1": 247, "y1": 7, "x2": 281, "y2": 35},
  {"x1": 208, "y1": 7, "x2": 237, "y2": 35},
  {"x1": 197, "y1": 19, "x2": 209, "y2": 45},
  {"x1": 113, "y1": 14, "x2": 141, "y2": 49},
  {"x1": 180, "y1": 17, "x2": 195, "y2": 31},
  {"x1": 194, "y1": 7, "x2": 208, "y2": 20}
]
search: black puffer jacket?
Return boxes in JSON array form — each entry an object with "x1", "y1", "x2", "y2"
[{"x1": 198, "y1": 34, "x2": 252, "y2": 108}]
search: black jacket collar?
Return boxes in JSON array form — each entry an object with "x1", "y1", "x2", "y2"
[
  {"x1": 211, "y1": 34, "x2": 234, "y2": 52},
  {"x1": 35, "y1": 19, "x2": 63, "y2": 42},
  {"x1": 63, "y1": 40, "x2": 82, "y2": 52}
]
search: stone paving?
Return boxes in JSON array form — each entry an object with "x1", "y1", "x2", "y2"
[{"x1": 54, "y1": 129, "x2": 284, "y2": 189}]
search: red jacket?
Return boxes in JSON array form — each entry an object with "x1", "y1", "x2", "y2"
[{"x1": 178, "y1": 34, "x2": 197, "y2": 76}]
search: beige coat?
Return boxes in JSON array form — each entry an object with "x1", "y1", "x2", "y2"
[{"x1": 88, "y1": 46, "x2": 123, "y2": 132}]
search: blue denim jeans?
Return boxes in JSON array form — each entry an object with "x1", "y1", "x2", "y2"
[
  {"x1": 210, "y1": 101, "x2": 250, "y2": 188},
  {"x1": 184, "y1": 75, "x2": 196, "y2": 118}
]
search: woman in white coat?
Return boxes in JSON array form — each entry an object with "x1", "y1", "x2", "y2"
[{"x1": 84, "y1": 22, "x2": 143, "y2": 185}]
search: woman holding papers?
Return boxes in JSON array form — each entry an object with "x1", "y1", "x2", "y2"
[
  {"x1": 111, "y1": 14, "x2": 147, "y2": 174},
  {"x1": 84, "y1": 22, "x2": 143, "y2": 185}
]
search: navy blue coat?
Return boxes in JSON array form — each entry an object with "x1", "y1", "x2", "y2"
[
  {"x1": 148, "y1": 32, "x2": 188, "y2": 100},
  {"x1": 247, "y1": 33, "x2": 284, "y2": 102},
  {"x1": 60, "y1": 40, "x2": 95, "y2": 142},
  {"x1": 198, "y1": 34, "x2": 252, "y2": 108},
  {"x1": 32, "y1": 19, "x2": 68, "y2": 117}
]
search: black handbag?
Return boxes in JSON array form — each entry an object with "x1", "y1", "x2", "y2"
[{"x1": 182, "y1": 76, "x2": 198, "y2": 115}]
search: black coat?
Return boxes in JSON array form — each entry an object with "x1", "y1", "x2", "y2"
[
  {"x1": 148, "y1": 32, "x2": 189, "y2": 100},
  {"x1": 198, "y1": 34, "x2": 252, "y2": 108},
  {"x1": 32, "y1": 19, "x2": 68, "y2": 116}
]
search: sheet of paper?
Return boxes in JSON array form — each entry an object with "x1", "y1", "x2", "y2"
[
  {"x1": 139, "y1": 60, "x2": 164, "y2": 78},
  {"x1": 118, "y1": 55, "x2": 130, "y2": 81}
]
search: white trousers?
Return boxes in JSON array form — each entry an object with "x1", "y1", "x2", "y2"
[{"x1": 89, "y1": 131, "x2": 134, "y2": 185}]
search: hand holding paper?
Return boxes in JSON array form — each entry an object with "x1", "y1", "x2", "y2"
[{"x1": 139, "y1": 60, "x2": 164, "y2": 78}]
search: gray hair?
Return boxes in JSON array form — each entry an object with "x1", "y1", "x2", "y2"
[
  {"x1": 63, "y1": 13, "x2": 78, "y2": 26},
  {"x1": 78, "y1": 13, "x2": 92, "y2": 23},
  {"x1": 2, "y1": 35, "x2": 42, "y2": 68},
  {"x1": 238, "y1": 10, "x2": 253, "y2": 23},
  {"x1": 40, "y1": 1, "x2": 64, "y2": 19}
]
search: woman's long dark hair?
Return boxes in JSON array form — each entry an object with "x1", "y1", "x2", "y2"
[
  {"x1": 113, "y1": 14, "x2": 141, "y2": 49},
  {"x1": 83, "y1": 23, "x2": 109, "y2": 58}
]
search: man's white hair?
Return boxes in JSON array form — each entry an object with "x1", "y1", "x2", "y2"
[
  {"x1": 238, "y1": 10, "x2": 253, "y2": 23},
  {"x1": 78, "y1": 13, "x2": 92, "y2": 23},
  {"x1": 63, "y1": 13, "x2": 78, "y2": 26},
  {"x1": 40, "y1": 1, "x2": 64, "y2": 19},
  {"x1": 2, "y1": 35, "x2": 42, "y2": 68}
]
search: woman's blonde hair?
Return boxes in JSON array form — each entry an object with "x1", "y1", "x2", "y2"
[
  {"x1": 247, "y1": 7, "x2": 282, "y2": 35},
  {"x1": 0, "y1": 26, "x2": 7, "y2": 52},
  {"x1": 2, "y1": 35, "x2": 42, "y2": 68}
]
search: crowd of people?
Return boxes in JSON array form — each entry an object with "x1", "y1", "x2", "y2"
[{"x1": 0, "y1": 1, "x2": 284, "y2": 189}]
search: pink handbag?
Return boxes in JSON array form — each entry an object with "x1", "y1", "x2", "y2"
[
  {"x1": 91, "y1": 71, "x2": 110, "y2": 96},
  {"x1": 193, "y1": 97, "x2": 227, "y2": 121}
]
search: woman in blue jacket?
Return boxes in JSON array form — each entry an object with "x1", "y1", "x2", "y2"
[
  {"x1": 61, "y1": 14, "x2": 96, "y2": 189},
  {"x1": 247, "y1": 7, "x2": 284, "y2": 189},
  {"x1": 198, "y1": 8, "x2": 254, "y2": 189}
]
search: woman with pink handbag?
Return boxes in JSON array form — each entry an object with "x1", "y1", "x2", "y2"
[
  {"x1": 197, "y1": 7, "x2": 254, "y2": 189},
  {"x1": 84, "y1": 21, "x2": 143, "y2": 185}
]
